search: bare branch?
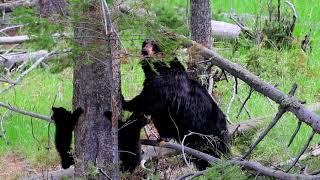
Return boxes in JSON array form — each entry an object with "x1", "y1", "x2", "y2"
[
  {"x1": 241, "y1": 108, "x2": 287, "y2": 160},
  {"x1": 226, "y1": 78, "x2": 237, "y2": 124},
  {"x1": 236, "y1": 87, "x2": 254, "y2": 118},
  {"x1": 177, "y1": 169, "x2": 208, "y2": 180},
  {"x1": 141, "y1": 139, "x2": 320, "y2": 179},
  {"x1": 0, "y1": 25, "x2": 24, "y2": 33},
  {"x1": 287, "y1": 121, "x2": 302, "y2": 147},
  {"x1": 0, "y1": 0, "x2": 37, "y2": 11},
  {"x1": 241, "y1": 83, "x2": 298, "y2": 159},
  {"x1": 0, "y1": 35, "x2": 30, "y2": 45},
  {"x1": 237, "y1": 96, "x2": 251, "y2": 119},
  {"x1": 286, "y1": 131, "x2": 316, "y2": 173},
  {"x1": 0, "y1": 102, "x2": 52, "y2": 122}
]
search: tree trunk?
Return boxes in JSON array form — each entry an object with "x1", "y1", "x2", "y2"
[
  {"x1": 189, "y1": 0, "x2": 212, "y2": 85},
  {"x1": 72, "y1": 1, "x2": 115, "y2": 178}
]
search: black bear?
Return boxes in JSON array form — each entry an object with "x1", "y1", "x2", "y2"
[
  {"x1": 51, "y1": 107, "x2": 83, "y2": 169},
  {"x1": 104, "y1": 111, "x2": 148, "y2": 172},
  {"x1": 122, "y1": 39, "x2": 230, "y2": 170}
]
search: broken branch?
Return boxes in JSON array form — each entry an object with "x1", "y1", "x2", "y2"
[
  {"x1": 141, "y1": 139, "x2": 320, "y2": 179},
  {"x1": 0, "y1": 102, "x2": 52, "y2": 122}
]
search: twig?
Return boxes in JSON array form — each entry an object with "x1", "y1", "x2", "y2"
[
  {"x1": 226, "y1": 78, "x2": 237, "y2": 124},
  {"x1": 181, "y1": 132, "x2": 195, "y2": 170},
  {"x1": 241, "y1": 108, "x2": 287, "y2": 160},
  {"x1": 0, "y1": 78, "x2": 16, "y2": 84},
  {"x1": 287, "y1": 121, "x2": 302, "y2": 147},
  {"x1": 0, "y1": 24, "x2": 24, "y2": 33},
  {"x1": 141, "y1": 139, "x2": 320, "y2": 179},
  {"x1": 310, "y1": 169, "x2": 320, "y2": 175},
  {"x1": 237, "y1": 96, "x2": 251, "y2": 119},
  {"x1": 0, "y1": 102, "x2": 52, "y2": 122},
  {"x1": 0, "y1": 50, "x2": 56, "y2": 94},
  {"x1": 30, "y1": 116, "x2": 41, "y2": 149},
  {"x1": 235, "y1": 77, "x2": 238, "y2": 94},
  {"x1": 0, "y1": 112, "x2": 10, "y2": 145},
  {"x1": 241, "y1": 83, "x2": 298, "y2": 160},
  {"x1": 177, "y1": 169, "x2": 208, "y2": 180},
  {"x1": 286, "y1": 131, "x2": 316, "y2": 173},
  {"x1": 207, "y1": 73, "x2": 214, "y2": 96},
  {"x1": 230, "y1": 13, "x2": 254, "y2": 38},
  {"x1": 236, "y1": 87, "x2": 254, "y2": 118}
]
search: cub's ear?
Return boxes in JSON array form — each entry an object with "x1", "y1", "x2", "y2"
[
  {"x1": 104, "y1": 111, "x2": 112, "y2": 120},
  {"x1": 74, "y1": 107, "x2": 84, "y2": 114}
]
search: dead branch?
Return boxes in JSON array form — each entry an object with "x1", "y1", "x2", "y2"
[
  {"x1": 236, "y1": 87, "x2": 254, "y2": 118},
  {"x1": 242, "y1": 108, "x2": 287, "y2": 160},
  {"x1": 171, "y1": 36, "x2": 320, "y2": 133},
  {"x1": 241, "y1": 83, "x2": 298, "y2": 160},
  {"x1": 0, "y1": 50, "x2": 56, "y2": 94},
  {"x1": 0, "y1": 25, "x2": 24, "y2": 33},
  {"x1": 287, "y1": 121, "x2": 302, "y2": 147},
  {"x1": 0, "y1": 102, "x2": 52, "y2": 122},
  {"x1": 237, "y1": 96, "x2": 251, "y2": 119},
  {"x1": 0, "y1": 0, "x2": 37, "y2": 12},
  {"x1": 26, "y1": 167, "x2": 74, "y2": 180},
  {"x1": 0, "y1": 50, "x2": 49, "y2": 69},
  {"x1": 177, "y1": 169, "x2": 208, "y2": 180},
  {"x1": 230, "y1": 13, "x2": 254, "y2": 38},
  {"x1": 0, "y1": 35, "x2": 30, "y2": 45},
  {"x1": 141, "y1": 139, "x2": 320, "y2": 179},
  {"x1": 286, "y1": 131, "x2": 316, "y2": 172},
  {"x1": 226, "y1": 78, "x2": 237, "y2": 124}
]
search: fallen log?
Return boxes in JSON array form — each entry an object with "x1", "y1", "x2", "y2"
[
  {"x1": 0, "y1": 0, "x2": 37, "y2": 12},
  {"x1": 0, "y1": 50, "x2": 48, "y2": 68},
  {"x1": 0, "y1": 35, "x2": 30, "y2": 45},
  {"x1": 211, "y1": 20, "x2": 241, "y2": 40}
]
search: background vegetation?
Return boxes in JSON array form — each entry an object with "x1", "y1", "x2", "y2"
[{"x1": 0, "y1": 0, "x2": 319, "y2": 178}]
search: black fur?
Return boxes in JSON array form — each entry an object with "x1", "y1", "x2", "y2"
[
  {"x1": 51, "y1": 107, "x2": 83, "y2": 169},
  {"x1": 122, "y1": 40, "x2": 230, "y2": 170},
  {"x1": 104, "y1": 111, "x2": 148, "y2": 172}
]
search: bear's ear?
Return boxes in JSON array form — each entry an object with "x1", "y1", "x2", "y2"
[
  {"x1": 52, "y1": 107, "x2": 58, "y2": 112},
  {"x1": 74, "y1": 107, "x2": 84, "y2": 115}
]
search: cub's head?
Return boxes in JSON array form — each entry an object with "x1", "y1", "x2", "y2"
[{"x1": 51, "y1": 107, "x2": 71, "y2": 124}]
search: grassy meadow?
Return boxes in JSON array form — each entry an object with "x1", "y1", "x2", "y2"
[{"x1": 0, "y1": 0, "x2": 319, "y2": 178}]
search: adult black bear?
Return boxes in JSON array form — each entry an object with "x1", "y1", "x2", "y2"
[
  {"x1": 51, "y1": 107, "x2": 83, "y2": 169},
  {"x1": 104, "y1": 111, "x2": 148, "y2": 172},
  {"x1": 122, "y1": 39, "x2": 230, "y2": 170}
]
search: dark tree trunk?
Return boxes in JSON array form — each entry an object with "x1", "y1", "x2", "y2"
[
  {"x1": 72, "y1": 1, "x2": 116, "y2": 178},
  {"x1": 188, "y1": 0, "x2": 212, "y2": 85}
]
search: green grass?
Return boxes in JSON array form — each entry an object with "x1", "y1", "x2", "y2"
[{"x1": 1, "y1": 0, "x2": 320, "y2": 177}]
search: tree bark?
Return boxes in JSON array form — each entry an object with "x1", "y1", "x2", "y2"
[
  {"x1": 72, "y1": 1, "x2": 114, "y2": 178},
  {"x1": 188, "y1": 0, "x2": 212, "y2": 82}
]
